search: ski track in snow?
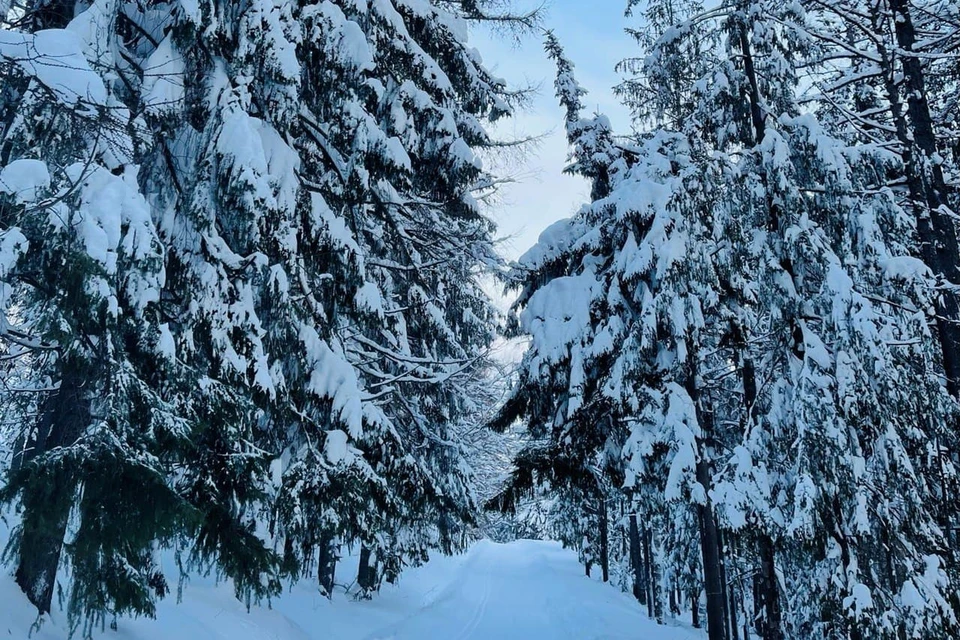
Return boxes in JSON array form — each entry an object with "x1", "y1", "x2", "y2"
[
  {"x1": 360, "y1": 540, "x2": 702, "y2": 640},
  {"x1": 0, "y1": 539, "x2": 704, "y2": 640}
]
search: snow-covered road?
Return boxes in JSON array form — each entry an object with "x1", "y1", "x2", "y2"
[
  {"x1": 1, "y1": 538, "x2": 703, "y2": 640},
  {"x1": 362, "y1": 540, "x2": 701, "y2": 640}
]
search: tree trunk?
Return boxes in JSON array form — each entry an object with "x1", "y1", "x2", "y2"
[
  {"x1": 644, "y1": 527, "x2": 656, "y2": 619},
  {"x1": 599, "y1": 499, "x2": 610, "y2": 583},
  {"x1": 753, "y1": 571, "x2": 765, "y2": 637},
  {"x1": 647, "y1": 527, "x2": 663, "y2": 623},
  {"x1": 696, "y1": 458, "x2": 727, "y2": 640},
  {"x1": 357, "y1": 546, "x2": 377, "y2": 594},
  {"x1": 643, "y1": 527, "x2": 653, "y2": 617},
  {"x1": 692, "y1": 588, "x2": 701, "y2": 628},
  {"x1": 13, "y1": 368, "x2": 89, "y2": 614},
  {"x1": 757, "y1": 536, "x2": 783, "y2": 640},
  {"x1": 686, "y1": 357, "x2": 727, "y2": 640},
  {"x1": 718, "y1": 530, "x2": 732, "y2": 638},
  {"x1": 15, "y1": 497, "x2": 70, "y2": 614},
  {"x1": 318, "y1": 535, "x2": 338, "y2": 598},
  {"x1": 878, "y1": 0, "x2": 960, "y2": 399},
  {"x1": 729, "y1": 583, "x2": 740, "y2": 640},
  {"x1": 629, "y1": 514, "x2": 646, "y2": 604},
  {"x1": 620, "y1": 501, "x2": 627, "y2": 559}
]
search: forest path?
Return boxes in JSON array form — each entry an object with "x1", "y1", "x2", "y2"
[
  {"x1": 0, "y1": 536, "x2": 703, "y2": 640},
  {"x1": 360, "y1": 539, "x2": 702, "y2": 640}
]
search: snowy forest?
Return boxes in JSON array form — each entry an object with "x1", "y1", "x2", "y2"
[{"x1": 0, "y1": 0, "x2": 959, "y2": 639}]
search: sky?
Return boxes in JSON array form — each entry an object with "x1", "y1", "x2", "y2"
[{"x1": 470, "y1": 1, "x2": 636, "y2": 262}]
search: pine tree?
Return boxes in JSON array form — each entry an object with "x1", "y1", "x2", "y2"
[
  {"x1": 618, "y1": 0, "x2": 960, "y2": 637},
  {"x1": 496, "y1": 5, "x2": 960, "y2": 640},
  {"x1": 494, "y1": 30, "x2": 734, "y2": 639},
  {"x1": 2, "y1": 0, "x2": 534, "y2": 628},
  {"x1": 0, "y1": 2, "x2": 193, "y2": 631}
]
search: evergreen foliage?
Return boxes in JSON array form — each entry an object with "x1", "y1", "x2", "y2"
[
  {"x1": 2, "y1": 0, "x2": 959, "y2": 637},
  {"x1": 0, "y1": 0, "x2": 532, "y2": 632},
  {"x1": 493, "y1": 4, "x2": 960, "y2": 640}
]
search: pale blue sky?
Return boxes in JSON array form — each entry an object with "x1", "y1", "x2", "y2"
[{"x1": 471, "y1": 2, "x2": 636, "y2": 262}]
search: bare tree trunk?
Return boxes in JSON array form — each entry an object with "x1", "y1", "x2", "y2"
[
  {"x1": 718, "y1": 530, "x2": 732, "y2": 638},
  {"x1": 647, "y1": 528, "x2": 663, "y2": 623},
  {"x1": 757, "y1": 536, "x2": 783, "y2": 640},
  {"x1": 644, "y1": 527, "x2": 656, "y2": 619},
  {"x1": 753, "y1": 570, "x2": 765, "y2": 637},
  {"x1": 729, "y1": 582, "x2": 740, "y2": 640},
  {"x1": 620, "y1": 501, "x2": 627, "y2": 559},
  {"x1": 692, "y1": 588, "x2": 701, "y2": 628},
  {"x1": 15, "y1": 495, "x2": 70, "y2": 614},
  {"x1": 696, "y1": 458, "x2": 727, "y2": 640},
  {"x1": 687, "y1": 361, "x2": 727, "y2": 640}
]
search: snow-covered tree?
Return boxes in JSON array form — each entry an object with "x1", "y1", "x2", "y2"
[
  {"x1": 500, "y1": 5, "x2": 960, "y2": 640},
  {"x1": 127, "y1": 0, "x2": 535, "y2": 604},
  {"x1": 797, "y1": 0, "x2": 960, "y2": 401},
  {"x1": 1, "y1": 0, "x2": 535, "y2": 628},
  {"x1": 254, "y1": 0, "x2": 536, "y2": 594},
  {"x1": 494, "y1": 30, "x2": 733, "y2": 638},
  {"x1": 614, "y1": 0, "x2": 960, "y2": 636},
  {"x1": 0, "y1": 2, "x2": 192, "y2": 631}
]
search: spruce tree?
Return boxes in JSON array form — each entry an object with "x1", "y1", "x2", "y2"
[
  {"x1": 797, "y1": 0, "x2": 960, "y2": 400},
  {"x1": 495, "y1": 31, "x2": 733, "y2": 640},
  {"x1": 260, "y1": 0, "x2": 534, "y2": 592},
  {"x1": 497, "y1": 5, "x2": 960, "y2": 640},
  {"x1": 619, "y1": 0, "x2": 960, "y2": 636},
  {"x1": 1, "y1": 0, "x2": 533, "y2": 629},
  {"x1": 0, "y1": 1, "x2": 193, "y2": 631}
]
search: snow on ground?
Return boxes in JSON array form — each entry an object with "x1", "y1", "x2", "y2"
[{"x1": 0, "y1": 538, "x2": 704, "y2": 640}]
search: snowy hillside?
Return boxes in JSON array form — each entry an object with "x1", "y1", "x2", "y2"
[{"x1": 0, "y1": 539, "x2": 703, "y2": 640}]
